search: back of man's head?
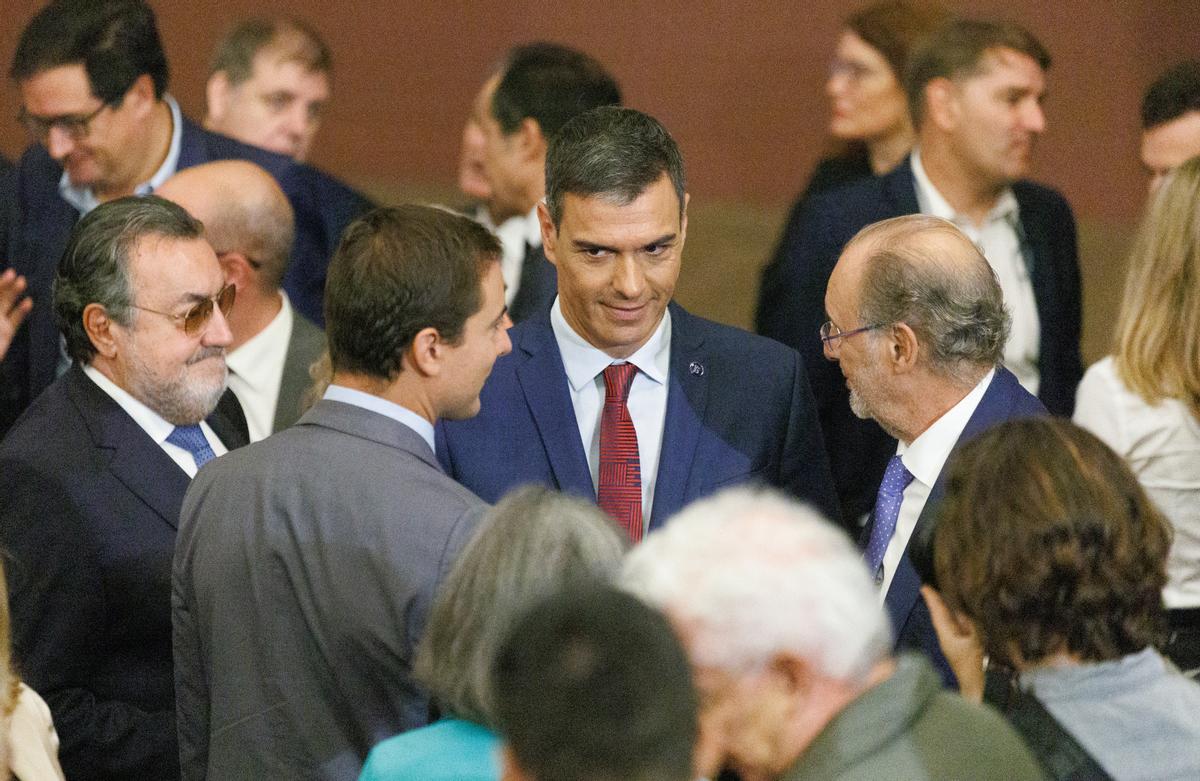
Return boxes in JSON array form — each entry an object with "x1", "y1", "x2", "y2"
[
  {"x1": 323, "y1": 205, "x2": 500, "y2": 382},
  {"x1": 492, "y1": 584, "x2": 697, "y2": 781},
  {"x1": 209, "y1": 17, "x2": 331, "y2": 86},
  {"x1": 493, "y1": 43, "x2": 620, "y2": 140},
  {"x1": 1140, "y1": 61, "x2": 1200, "y2": 191},
  {"x1": 904, "y1": 18, "x2": 1049, "y2": 128},
  {"x1": 156, "y1": 161, "x2": 295, "y2": 294},
  {"x1": 545, "y1": 106, "x2": 686, "y2": 227},
  {"x1": 11, "y1": 0, "x2": 168, "y2": 102},
  {"x1": 1142, "y1": 61, "x2": 1200, "y2": 130}
]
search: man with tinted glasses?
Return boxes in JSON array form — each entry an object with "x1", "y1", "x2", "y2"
[
  {"x1": 0, "y1": 196, "x2": 250, "y2": 780},
  {"x1": 0, "y1": 0, "x2": 370, "y2": 434}
]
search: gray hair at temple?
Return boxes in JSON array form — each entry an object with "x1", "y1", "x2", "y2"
[
  {"x1": 621, "y1": 487, "x2": 891, "y2": 684},
  {"x1": 53, "y1": 195, "x2": 204, "y2": 363},
  {"x1": 850, "y1": 214, "x2": 1009, "y2": 387},
  {"x1": 544, "y1": 106, "x2": 686, "y2": 227},
  {"x1": 414, "y1": 486, "x2": 627, "y2": 726}
]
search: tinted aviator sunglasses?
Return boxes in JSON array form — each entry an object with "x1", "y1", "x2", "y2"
[{"x1": 129, "y1": 284, "x2": 236, "y2": 336}]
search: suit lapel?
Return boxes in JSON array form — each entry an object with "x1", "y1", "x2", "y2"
[
  {"x1": 650, "y1": 304, "x2": 708, "y2": 530},
  {"x1": 882, "y1": 156, "x2": 921, "y2": 215},
  {"x1": 514, "y1": 319, "x2": 595, "y2": 497},
  {"x1": 509, "y1": 243, "x2": 555, "y2": 323},
  {"x1": 273, "y1": 314, "x2": 324, "y2": 433}
]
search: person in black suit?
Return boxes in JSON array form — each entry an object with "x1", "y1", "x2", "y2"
[
  {"x1": 0, "y1": 0, "x2": 369, "y2": 435},
  {"x1": 462, "y1": 43, "x2": 621, "y2": 323},
  {"x1": 0, "y1": 196, "x2": 250, "y2": 780},
  {"x1": 756, "y1": 19, "x2": 1081, "y2": 524}
]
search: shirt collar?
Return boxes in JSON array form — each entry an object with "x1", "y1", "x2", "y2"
[
  {"x1": 225, "y1": 292, "x2": 293, "y2": 391},
  {"x1": 549, "y1": 296, "x2": 671, "y2": 391},
  {"x1": 910, "y1": 147, "x2": 1019, "y2": 228},
  {"x1": 82, "y1": 363, "x2": 178, "y2": 445},
  {"x1": 897, "y1": 368, "x2": 994, "y2": 488},
  {"x1": 321, "y1": 384, "x2": 436, "y2": 456},
  {"x1": 59, "y1": 94, "x2": 184, "y2": 215},
  {"x1": 481, "y1": 204, "x2": 543, "y2": 249}
]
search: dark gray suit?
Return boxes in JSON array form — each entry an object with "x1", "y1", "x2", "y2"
[
  {"x1": 172, "y1": 399, "x2": 484, "y2": 780},
  {"x1": 271, "y1": 312, "x2": 325, "y2": 433}
]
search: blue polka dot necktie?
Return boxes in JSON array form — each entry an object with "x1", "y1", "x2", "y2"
[
  {"x1": 864, "y1": 455, "x2": 914, "y2": 582},
  {"x1": 166, "y1": 424, "x2": 216, "y2": 471}
]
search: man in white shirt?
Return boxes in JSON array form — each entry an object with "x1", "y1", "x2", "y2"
[
  {"x1": 463, "y1": 43, "x2": 621, "y2": 322},
  {"x1": 158, "y1": 160, "x2": 325, "y2": 441},
  {"x1": 822, "y1": 214, "x2": 1045, "y2": 684},
  {"x1": 0, "y1": 196, "x2": 249, "y2": 780}
]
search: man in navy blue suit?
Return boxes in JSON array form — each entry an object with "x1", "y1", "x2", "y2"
[
  {"x1": 439, "y1": 106, "x2": 838, "y2": 536},
  {"x1": 822, "y1": 214, "x2": 1045, "y2": 684},
  {"x1": 0, "y1": 196, "x2": 250, "y2": 780},
  {"x1": 0, "y1": 0, "x2": 370, "y2": 433},
  {"x1": 756, "y1": 19, "x2": 1081, "y2": 525}
]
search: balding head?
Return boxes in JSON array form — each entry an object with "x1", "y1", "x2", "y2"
[{"x1": 157, "y1": 160, "x2": 294, "y2": 293}]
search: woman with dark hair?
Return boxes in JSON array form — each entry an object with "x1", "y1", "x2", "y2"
[{"x1": 923, "y1": 418, "x2": 1200, "y2": 780}]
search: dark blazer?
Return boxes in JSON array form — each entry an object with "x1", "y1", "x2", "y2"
[
  {"x1": 437, "y1": 302, "x2": 840, "y2": 527},
  {"x1": 0, "y1": 365, "x2": 248, "y2": 781},
  {"x1": 271, "y1": 310, "x2": 325, "y2": 433},
  {"x1": 0, "y1": 115, "x2": 371, "y2": 433},
  {"x1": 0, "y1": 154, "x2": 14, "y2": 269},
  {"x1": 508, "y1": 243, "x2": 557, "y2": 324},
  {"x1": 755, "y1": 156, "x2": 1083, "y2": 523},
  {"x1": 870, "y1": 367, "x2": 1046, "y2": 685},
  {"x1": 173, "y1": 400, "x2": 483, "y2": 780}
]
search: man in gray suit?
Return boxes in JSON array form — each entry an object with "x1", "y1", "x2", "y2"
[
  {"x1": 172, "y1": 204, "x2": 513, "y2": 779},
  {"x1": 158, "y1": 160, "x2": 325, "y2": 440}
]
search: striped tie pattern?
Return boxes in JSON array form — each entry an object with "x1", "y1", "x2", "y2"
[{"x1": 597, "y1": 363, "x2": 642, "y2": 543}]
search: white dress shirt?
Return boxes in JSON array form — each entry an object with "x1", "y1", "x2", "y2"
[
  {"x1": 879, "y1": 368, "x2": 993, "y2": 598},
  {"x1": 82, "y1": 364, "x2": 228, "y2": 478},
  {"x1": 226, "y1": 293, "x2": 294, "y2": 442},
  {"x1": 1075, "y1": 357, "x2": 1200, "y2": 608},
  {"x1": 550, "y1": 297, "x2": 671, "y2": 532},
  {"x1": 478, "y1": 205, "x2": 543, "y2": 308},
  {"x1": 911, "y1": 150, "x2": 1041, "y2": 396},
  {"x1": 322, "y1": 384, "x2": 436, "y2": 456}
]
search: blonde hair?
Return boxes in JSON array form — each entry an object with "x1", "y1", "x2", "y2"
[
  {"x1": 0, "y1": 560, "x2": 20, "y2": 719},
  {"x1": 1114, "y1": 155, "x2": 1200, "y2": 419}
]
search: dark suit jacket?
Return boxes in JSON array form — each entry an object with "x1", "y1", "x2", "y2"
[
  {"x1": 755, "y1": 156, "x2": 1083, "y2": 523},
  {"x1": 0, "y1": 116, "x2": 371, "y2": 433},
  {"x1": 0, "y1": 365, "x2": 248, "y2": 781},
  {"x1": 437, "y1": 302, "x2": 840, "y2": 527},
  {"x1": 869, "y1": 367, "x2": 1046, "y2": 685},
  {"x1": 508, "y1": 242, "x2": 557, "y2": 324},
  {"x1": 0, "y1": 154, "x2": 14, "y2": 270},
  {"x1": 173, "y1": 400, "x2": 483, "y2": 780},
  {"x1": 271, "y1": 310, "x2": 325, "y2": 433}
]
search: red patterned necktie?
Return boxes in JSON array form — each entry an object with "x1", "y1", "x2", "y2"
[{"x1": 597, "y1": 363, "x2": 642, "y2": 542}]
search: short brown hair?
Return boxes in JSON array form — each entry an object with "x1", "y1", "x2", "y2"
[
  {"x1": 846, "y1": 1, "x2": 952, "y2": 80},
  {"x1": 905, "y1": 18, "x2": 1051, "y2": 127},
  {"x1": 209, "y1": 17, "x2": 331, "y2": 84},
  {"x1": 323, "y1": 205, "x2": 499, "y2": 382},
  {"x1": 933, "y1": 418, "x2": 1170, "y2": 667}
]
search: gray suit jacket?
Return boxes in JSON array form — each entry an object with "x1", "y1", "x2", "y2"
[
  {"x1": 172, "y1": 399, "x2": 484, "y2": 780},
  {"x1": 272, "y1": 312, "x2": 325, "y2": 433}
]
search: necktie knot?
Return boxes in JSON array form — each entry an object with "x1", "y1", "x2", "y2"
[
  {"x1": 602, "y1": 363, "x2": 638, "y2": 403},
  {"x1": 166, "y1": 424, "x2": 216, "y2": 470}
]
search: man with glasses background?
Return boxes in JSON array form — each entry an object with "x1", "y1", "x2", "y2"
[
  {"x1": 0, "y1": 195, "x2": 250, "y2": 780},
  {"x1": 823, "y1": 214, "x2": 1044, "y2": 685},
  {"x1": 0, "y1": 0, "x2": 370, "y2": 435}
]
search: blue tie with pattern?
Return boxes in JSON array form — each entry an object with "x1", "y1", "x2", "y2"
[
  {"x1": 864, "y1": 454, "x2": 915, "y2": 582},
  {"x1": 166, "y1": 424, "x2": 216, "y2": 470}
]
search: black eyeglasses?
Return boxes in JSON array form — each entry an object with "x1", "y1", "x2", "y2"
[
  {"x1": 17, "y1": 102, "x2": 110, "y2": 142},
  {"x1": 129, "y1": 284, "x2": 236, "y2": 336},
  {"x1": 819, "y1": 320, "x2": 886, "y2": 345}
]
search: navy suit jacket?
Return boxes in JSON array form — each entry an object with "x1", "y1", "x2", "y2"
[
  {"x1": 437, "y1": 302, "x2": 840, "y2": 528},
  {"x1": 869, "y1": 367, "x2": 1046, "y2": 685},
  {"x1": 755, "y1": 156, "x2": 1082, "y2": 523},
  {"x1": 0, "y1": 365, "x2": 249, "y2": 780},
  {"x1": 0, "y1": 116, "x2": 371, "y2": 433}
]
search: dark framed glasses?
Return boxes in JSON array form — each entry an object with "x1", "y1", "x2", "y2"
[
  {"x1": 129, "y1": 284, "x2": 236, "y2": 336},
  {"x1": 17, "y1": 102, "x2": 110, "y2": 142},
  {"x1": 819, "y1": 320, "x2": 886, "y2": 344}
]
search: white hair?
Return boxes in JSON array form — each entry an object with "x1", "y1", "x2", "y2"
[{"x1": 620, "y1": 488, "x2": 892, "y2": 683}]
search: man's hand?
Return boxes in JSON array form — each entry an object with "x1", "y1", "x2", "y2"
[
  {"x1": 0, "y1": 268, "x2": 33, "y2": 362},
  {"x1": 921, "y1": 584, "x2": 986, "y2": 701}
]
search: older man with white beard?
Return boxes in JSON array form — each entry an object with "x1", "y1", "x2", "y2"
[{"x1": 0, "y1": 196, "x2": 249, "y2": 781}]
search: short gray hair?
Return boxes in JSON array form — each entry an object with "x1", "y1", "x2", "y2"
[
  {"x1": 853, "y1": 215, "x2": 1009, "y2": 385},
  {"x1": 415, "y1": 486, "x2": 627, "y2": 725},
  {"x1": 53, "y1": 195, "x2": 204, "y2": 363},
  {"x1": 621, "y1": 488, "x2": 892, "y2": 684}
]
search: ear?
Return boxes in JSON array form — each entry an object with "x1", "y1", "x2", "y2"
[
  {"x1": 536, "y1": 200, "x2": 558, "y2": 267},
  {"x1": 82, "y1": 303, "x2": 119, "y2": 359},
  {"x1": 205, "y1": 72, "x2": 232, "y2": 125},
  {"x1": 499, "y1": 744, "x2": 535, "y2": 781},
  {"x1": 516, "y1": 117, "x2": 546, "y2": 162},
  {"x1": 679, "y1": 191, "x2": 690, "y2": 245},
  {"x1": 124, "y1": 74, "x2": 157, "y2": 119},
  {"x1": 887, "y1": 322, "x2": 920, "y2": 374},
  {"x1": 770, "y1": 652, "x2": 814, "y2": 698},
  {"x1": 404, "y1": 326, "x2": 442, "y2": 378},
  {"x1": 217, "y1": 251, "x2": 255, "y2": 290},
  {"x1": 923, "y1": 77, "x2": 959, "y2": 133}
]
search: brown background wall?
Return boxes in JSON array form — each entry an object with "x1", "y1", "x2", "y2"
[{"x1": 2, "y1": 1, "x2": 1197, "y2": 362}]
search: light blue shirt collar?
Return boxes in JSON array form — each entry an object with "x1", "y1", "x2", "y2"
[
  {"x1": 549, "y1": 297, "x2": 671, "y2": 391},
  {"x1": 59, "y1": 94, "x2": 184, "y2": 215},
  {"x1": 322, "y1": 384, "x2": 437, "y2": 456}
]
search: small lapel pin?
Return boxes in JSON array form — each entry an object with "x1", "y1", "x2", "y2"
[{"x1": 689, "y1": 361, "x2": 704, "y2": 376}]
